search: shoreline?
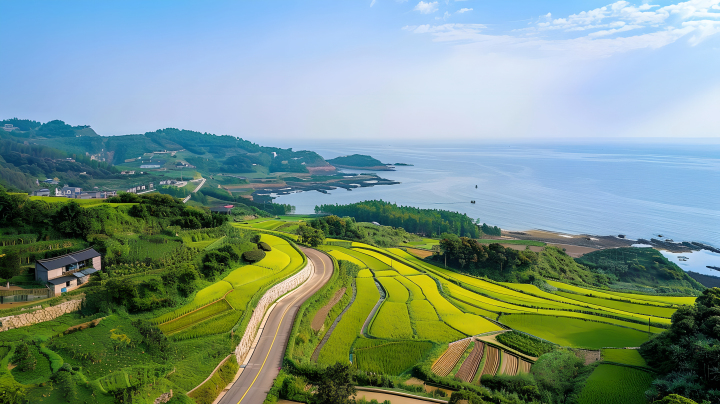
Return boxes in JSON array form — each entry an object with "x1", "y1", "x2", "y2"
[{"x1": 502, "y1": 228, "x2": 716, "y2": 254}]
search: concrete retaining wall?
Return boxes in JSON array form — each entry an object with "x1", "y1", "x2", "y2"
[
  {"x1": 234, "y1": 260, "x2": 314, "y2": 364},
  {"x1": 0, "y1": 299, "x2": 83, "y2": 332}
]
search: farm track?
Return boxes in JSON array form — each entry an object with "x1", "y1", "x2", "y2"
[
  {"x1": 311, "y1": 287, "x2": 347, "y2": 331},
  {"x1": 499, "y1": 353, "x2": 519, "y2": 376},
  {"x1": 311, "y1": 280, "x2": 357, "y2": 362},
  {"x1": 431, "y1": 338, "x2": 472, "y2": 377},
  {"x1": 455, "y1": 340, "x2": 485, "y2": 382},
  {"x1": 479, "y1": 345, "x2": 500, "y2": 379}
]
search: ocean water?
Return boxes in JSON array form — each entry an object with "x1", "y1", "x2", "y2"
[{"x1": 274, "y1": 143, "x2": 720, "y2": 251}]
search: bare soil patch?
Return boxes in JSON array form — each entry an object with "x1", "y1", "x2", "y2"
[
  {"x1": 407, "y1": 248, "x2": 433, "y2": 259},
  {"x1": 547, "y1": 243, "x2": 599, "y2": 258},
  {"x1": 311, "y1": 287, "x2": 347, "y2": 331},
  {"x1": 573, "y1": 349, "x2": 602, "y2": 365}
]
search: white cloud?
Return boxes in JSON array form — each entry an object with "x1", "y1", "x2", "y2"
[
  {"x1": 457, "y1": 8, "x2": 473, "y2": 13},
  {"x1": 410, "y1": 0, "x2": 720, "y2": 58},
  {"x1": 370, "y1": 0, "x2": 376, "y2": 7},
  {"x1": 414, "y1": 1, "x2": 439, "y2": 14}
]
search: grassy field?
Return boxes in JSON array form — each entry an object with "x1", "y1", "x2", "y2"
[
  {"x1": 578, "y1": 364, "x2": 654, "y2": 404},
  {"x1": 500, "y1": 314, "x2": 652, "y2": 349}
]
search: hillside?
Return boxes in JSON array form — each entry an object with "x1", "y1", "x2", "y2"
[
  {"x1": 0, "y1": 119, "x2": 398, "y2": 206},
  {"x1": 575, "y1": 247, "x2": 705, "y2": 295},
  {"x1": 326, "y1": 154, "x2": 390, "y2": 169}
]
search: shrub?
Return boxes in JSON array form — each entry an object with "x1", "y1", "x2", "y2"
[
  {"x1": 12, "y1": 342, "x2": 36, "y2": 372},
  {"x1": 243, "y1": 249, "x2": 266, "y2": 263},
  {"x1": 258, "y1": 242, "x2": 272, "y2": 251}
]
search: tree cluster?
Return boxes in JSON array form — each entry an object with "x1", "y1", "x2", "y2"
[
  {"x1": 316, "y1": 200, "x2": 481, "y2": 238},
  {"x1": 640, "y1": 287, "x2": 720, "y2": 402},
  {"x1": 440, "y1": 234, "x2": 537, "y2": 272}
]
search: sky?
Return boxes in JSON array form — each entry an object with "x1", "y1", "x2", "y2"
[{"x1": 1, "y1": 0, "x2": 719, "y2": 143}]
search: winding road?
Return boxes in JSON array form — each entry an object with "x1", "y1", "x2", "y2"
[{"x1": 218, "y1": 247, "x2": 334, "y2": 404}]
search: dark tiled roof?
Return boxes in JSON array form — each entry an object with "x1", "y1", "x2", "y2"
[
  {"x1": 47, "y1": 276, "x2": 77, "y2": 285},
  {"x1": 36, "y1": 248, "x2": 101, "y2": 271}
]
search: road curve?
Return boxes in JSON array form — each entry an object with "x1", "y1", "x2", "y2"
[{"x1": 218, "y1": 247, "x2": 334, "y2": 404}]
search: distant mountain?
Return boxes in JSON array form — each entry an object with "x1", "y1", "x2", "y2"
[{"x1": 0, "y1": 118, "x2": 339, "y2": 192}]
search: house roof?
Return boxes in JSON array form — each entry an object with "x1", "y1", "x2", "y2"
[
  {"x1": 47, "y1": 276, "x2": 77, "y2": 285},
  {"x1": 36, "y1": 248, "x2": 101, "y2": 271}
]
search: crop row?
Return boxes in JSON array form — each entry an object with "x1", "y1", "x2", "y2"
[
  {"x1": 455, "y1": 340, "x2": 485, "y2": 382},
  {"x1": 496, "y1": 331, "x2": 555, "y2": 357},
  {"x1": 480, "y1": 345, "x2": 500, "y2": 378},
  {"x1": 499, "y1": 352, "x2": 518, "y2": 376},
  {"x1": 518, "y1": 359, "x2": 531, "y2": 374},
  {"x1": 430, "y1": 337, "x2": 471, "y2": 377}
]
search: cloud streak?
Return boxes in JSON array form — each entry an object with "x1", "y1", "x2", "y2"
[{"x1": 408, "y1": 0, "x2": 720, "y2": 57}]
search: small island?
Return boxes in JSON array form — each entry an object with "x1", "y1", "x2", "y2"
[{"x1": 326, "y1": 154, "x2": 395, "y2": 170}]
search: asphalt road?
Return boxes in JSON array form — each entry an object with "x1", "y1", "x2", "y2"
[{"x1": 218, "y1": 247, "x2": 334, "y2": 404}]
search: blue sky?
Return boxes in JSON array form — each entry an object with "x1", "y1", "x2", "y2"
[{"x1": 1, "y1": 0, "x2": 719, "y2": 142}]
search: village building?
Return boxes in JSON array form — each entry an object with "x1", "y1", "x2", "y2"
[
  {"x1": 35, "y1": 248, "x2": 102, "y2": 294},
  {"x1": 32, "y1": 189, "x2": 51, "y2": 197}
]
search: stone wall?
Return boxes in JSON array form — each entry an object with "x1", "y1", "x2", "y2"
[
  {"x1": 234, "y1": 260, "x2": 314, "y2": 364},
  {"x1": 0, "y1": 299, "x2": 83, "y2": 332}
]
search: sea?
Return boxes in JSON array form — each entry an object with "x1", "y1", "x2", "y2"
[{"x1": 273, "y1": 142, "x2": 720, "y2": 276}]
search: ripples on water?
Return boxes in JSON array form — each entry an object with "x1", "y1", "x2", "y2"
[{"x1": 275, "y1": 143, "x2": 720, "y2": 249}]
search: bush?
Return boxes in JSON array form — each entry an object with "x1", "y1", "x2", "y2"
[
  {"x1": 243, "y1": 249, "x2": 266, "y2": 263},
  {"x1": 12, "y1": 342, "x2": 36, "y2": 372},
  {"x1": 258, "y1": 242, "x2": 272, "y2": 251}
]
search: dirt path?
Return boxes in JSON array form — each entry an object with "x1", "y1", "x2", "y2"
[
  {"x1": 311, "y1": 281, "x2": 357, "y2": 362},
  {"x1": 311, "y1": 287, "x2": 347, "y2": 331}
]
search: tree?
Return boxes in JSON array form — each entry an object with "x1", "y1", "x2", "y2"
[
  {"x1": 298, "y1": 224, "x2": 325, "y2": 247},
  {"x1": 0, "y1": 251, "x2": 21, "y2": 279},
  {"x1": 314, "y1": 362, "x2": 356, "y2": 404}
]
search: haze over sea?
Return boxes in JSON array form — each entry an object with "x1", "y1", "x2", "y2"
[{"x1": 275, "y1": 142, "x2": 720, "y2": 252}]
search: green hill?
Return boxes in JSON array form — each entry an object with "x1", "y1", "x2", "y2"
[{"x1": 327, "y1": 154, "x2": 386, "y2": 168}]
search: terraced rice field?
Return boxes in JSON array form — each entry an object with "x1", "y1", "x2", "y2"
[
  {"x1": 601, "y1": 349, "x2": 647, "y2": 367},
  {"x1": 431, "y1": 338, "x2": 472, "y2": 377},
  {"x1": 377, "y1": 277, "x2": 409, "y2": 302},
  {"x1": 455, "y1": 340, "x2": 485, "y2": 382},
  {"x1": 408, "y1": 300, "x2": 439, "y2": 321},
  {"x1": 500, "y1": 314, "x2": 652, "y2": 349},
  {"x1": 413, "y1": 321, "x2": 466, "y2": 342},
  {"x1": 443, "y1": 313, "x2": 503, "y2": 336},
  {"x1": 578, "y1": 364, "x2": 654, "y2": 404},
  {"x1": 555, "y1": 292, "x2": 676, "y2": 318},
  {"x1": 370, "y1": 302, "x2": 413, "y2": 339},
  {"x1": 317, "y1": 277, "x2": 380, "y2": 365},
  {"x1": 155, "y1": 234, "x2": 305, "y2": 338},
  {"x1": 480, "y1": 345, "x2": 500, "y2": 378}
]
